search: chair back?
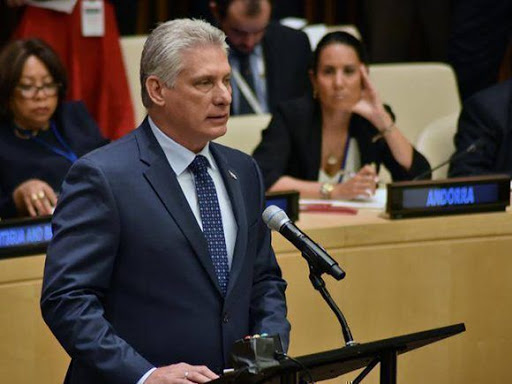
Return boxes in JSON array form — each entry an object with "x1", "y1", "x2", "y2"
[
  {"x1": 369, "y1": 62, "x2": 461, "y2": 144},
  {"x1": 215, "y1": 114, "x2": 272, "y2": 154},
  {"x1": 416, "y1": 113, "x2": 459, "y2": 179},
  {"x1": 120, "y1": 35, "x2": 148, "y2": 125}
]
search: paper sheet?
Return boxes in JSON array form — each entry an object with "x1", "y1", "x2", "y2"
[
  {"x1": 26, "y1": 0, "x2": 78, "y2": 14},
  {"x1": 301, "y1": 188, "x2": 387, "y2": 210}
]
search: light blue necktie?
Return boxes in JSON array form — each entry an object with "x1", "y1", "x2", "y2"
[{"x1": 189, "y1": 155, "x2": 230, "y2": 295}]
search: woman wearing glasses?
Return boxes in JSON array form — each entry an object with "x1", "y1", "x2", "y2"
[{"x1": 0, "y1": 38, "x2": 107, "y2": 218}]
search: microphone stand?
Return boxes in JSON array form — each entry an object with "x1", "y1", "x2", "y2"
[{"x1": 306, "y1": 255, "x2": 357, "y2": 347}]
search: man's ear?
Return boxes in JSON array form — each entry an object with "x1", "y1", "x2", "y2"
[{"x1": 145, "y1": 75, "x2": 166, "y2": 106}]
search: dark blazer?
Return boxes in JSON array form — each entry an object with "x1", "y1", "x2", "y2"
[
  {"x1": 41, "y1": 119, "x2": 290, "y2": 384},
  {"x1": 262, "y1": 22, "x2": 312, "y2": 113},
  {"x1": 252, "y1": 96, "x2": 431, "y2": 189},
  {"x1": 0, "y1": 101, "x2": 107, "y2": 218},
  {"x1": 449, "y1": 79, "x2": 512, "y2": 177},
  {"x1": 447, "y1": 0, "x2": 512, "y2": 100}
]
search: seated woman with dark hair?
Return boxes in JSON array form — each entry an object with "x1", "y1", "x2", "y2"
[
  {"x1": 0, "y1": 38, "x2": 108, "y2": 218},
  {"x1": 252, "y1": 31, "x2": 431, "y2": 200}
]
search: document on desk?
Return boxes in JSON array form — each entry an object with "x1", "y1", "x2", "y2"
[{"x1": 301, "y1": 188, "x2": 387, "y2": 211}]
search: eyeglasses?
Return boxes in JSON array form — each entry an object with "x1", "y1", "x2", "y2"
[{"x1": 16, "y1": 83, "x2": 60, "y2": 99}]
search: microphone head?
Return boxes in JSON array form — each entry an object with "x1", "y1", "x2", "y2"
[{"x1": 262, "y1": 205, "x2": 290, "y2": 231}]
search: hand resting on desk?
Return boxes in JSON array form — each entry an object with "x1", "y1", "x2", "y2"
[{"x1": 332, "y1": 164, "x2": 377, "y2": 200}]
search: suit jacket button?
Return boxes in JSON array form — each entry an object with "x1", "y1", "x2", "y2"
[{"x1": 223, "y1": 313, "x2": 230, "y2": 323}]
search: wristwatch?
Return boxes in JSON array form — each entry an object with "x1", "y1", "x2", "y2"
[{"x1": 320, "y1": 182, "x2": 335, "y2": 199}]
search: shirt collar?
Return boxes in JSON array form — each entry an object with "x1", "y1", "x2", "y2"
[{"x1": 148, "y1": 116, "x2": 217, "y2": 176}]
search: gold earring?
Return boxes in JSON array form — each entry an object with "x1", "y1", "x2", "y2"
[{"x1": 313, "y1": 89, "x2": 318, "y2": 99}]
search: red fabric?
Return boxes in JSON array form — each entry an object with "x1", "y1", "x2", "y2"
[{"x1": 13, "y1": 1, "x2": 135, "y2": 139}]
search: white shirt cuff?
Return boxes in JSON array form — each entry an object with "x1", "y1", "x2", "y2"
[{"x1": 137, "y1": 367, "x2": 156, "y2": 384}]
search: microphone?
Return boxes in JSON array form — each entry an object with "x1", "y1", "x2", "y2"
[
  {"x1": 413, "y1": 139, "x2": 484, "y2": 181},
  {"x1": 262, "y1": 205, "x2": 345, "y2": 280}
]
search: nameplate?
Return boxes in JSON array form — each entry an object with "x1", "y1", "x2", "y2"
[
  {"x1": 0, "y1": 216, "x2": 52, "y2": 258},
  {"x1": 265, "y1": 190, "x2": 300, "y2": 222},
  {"x1": 386, "y1": 175, "x2": 511, "y2": 219}
]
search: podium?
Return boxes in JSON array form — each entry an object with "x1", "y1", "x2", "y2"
[{"x1": 216, "y1": 323, "x2": 465, "y2": 384}]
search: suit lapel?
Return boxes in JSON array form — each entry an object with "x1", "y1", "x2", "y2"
[
  {"x1": 135, "y1": 122, "x2": 222, "y2": 294},
  {"x1": 210, "y1": 144, "x2": 248, "y2": 297},
  {"x1": 262, "y1": 30, "x2": 279, "y2": 111}
]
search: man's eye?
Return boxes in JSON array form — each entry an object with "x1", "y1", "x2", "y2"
[{"x1": 197, "y1": 79, "x2": 213, "y2": 87}]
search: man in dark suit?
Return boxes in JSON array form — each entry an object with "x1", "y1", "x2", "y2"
[
  {"x1": 448, "y1": 79, "x2": 512, "y2": 177},
  {"x1": 210, "y1": 0, "x2": 311, "y2": 115},
  {"x1": 447, "y1": 0, "x2": 512, "y2": 101},
  {"x1": 41, "y1": 18, "x2": 290, "y2": 384}
]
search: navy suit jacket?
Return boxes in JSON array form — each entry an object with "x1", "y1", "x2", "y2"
[{"x1": 41, "y1": 119, "x2": 290, "y2": 384}]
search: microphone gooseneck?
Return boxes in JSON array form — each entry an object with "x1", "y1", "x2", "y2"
[{"x1": 413, "y1": 139, "x2": 484, "y2": 181}]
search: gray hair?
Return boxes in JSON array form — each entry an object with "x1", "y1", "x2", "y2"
[{"x1": 140, "y1": 19, "x2": 229, "y2": 108}]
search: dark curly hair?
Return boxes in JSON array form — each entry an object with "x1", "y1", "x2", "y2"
[{"x1": 0, "y1": 38, "x2": 67, "y2": 121}]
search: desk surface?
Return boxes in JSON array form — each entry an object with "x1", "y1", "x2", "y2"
[
  {"x1": 2, "y1": 209, "x2": 512, "y2": 384},
  {"x1": 274, "y1": 208, "x2": 512, "y2": 252}
]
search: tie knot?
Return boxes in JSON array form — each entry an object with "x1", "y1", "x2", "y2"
[
  {"x1": 189, "y1": 155, "x2": 210, "y2": 176},
  {"x1": 233, "y1": 49, "x2": 250, "y2": 61},
  {"x1": 233, "y1": 51, "x2": 251, "y2": 71}
]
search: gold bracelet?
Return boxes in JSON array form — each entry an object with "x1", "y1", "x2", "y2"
[
  {"x1": 372, "y1": 121, "x2": 396, "y2": 143},
  {"x1": 381, "y1": 121, "x2": 396, "y2": 135},
  {"x1": 320, "y1": 182, "x2": 334, "y2": 199}
]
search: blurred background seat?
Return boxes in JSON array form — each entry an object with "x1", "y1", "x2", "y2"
[
  {"x1": 415, "y1": 112, "x2": 459, "y2": 179},
  {"x1": 369, "y1": 62, "x2": 461, "y2": 144},
  {"x1": 369, "y1": 62, "x2": 461, "y2": 182},
  {"x1": 120, "y1": 35, "x2": 148, "y2": 125},
  {"x1": 214, "y1": 114, "x2": 272, "y2": 154}
]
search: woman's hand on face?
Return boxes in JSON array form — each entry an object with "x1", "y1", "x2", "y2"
[
  {"x1": 331, "y1": 164, "x2": 377, "y2": 200},
  {"x1": 351, "y1": 65, "x2": 392, "y2": 130},
  {"x1": 12, "y1": 179, "x2": 58, "y2": 217}
]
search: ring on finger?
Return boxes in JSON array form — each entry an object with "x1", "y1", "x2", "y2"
[
  {"x1": 31, "y1": 193, "x2": 38, "y2": 202},
  {"x1": 184, "y1": 371, "x2": 189, "y2": 380},
  {"x1": 37, "y1": 190, "x2": 46, "y2": 199}
]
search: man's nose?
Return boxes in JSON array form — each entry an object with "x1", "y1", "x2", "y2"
[{"x1": 214, "y1": 82, "x2": 232, "y2": 105}]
